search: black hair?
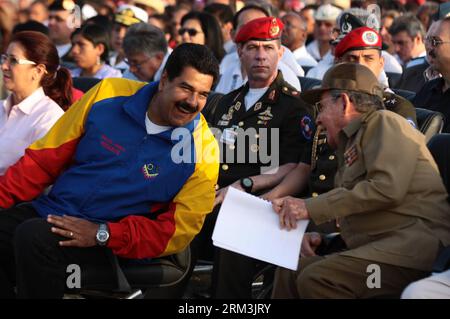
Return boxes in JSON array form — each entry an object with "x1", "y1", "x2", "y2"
[
  {"x1": 71, "y1": 24, "x2": 110, "y2": 62},
  {"x1": 13, "y1": 20, "x2": 49, "y2": 35},
  {"x1": 164, "y1": 43, "x2": 219, "y2": 87},
  {"x1": 181, "y1": 11, "x2": 225, "y2": 62}
]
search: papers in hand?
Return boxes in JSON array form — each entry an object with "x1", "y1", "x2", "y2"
[{"x1": 212, "y1": 187, "x2": 309, "y2": 270}]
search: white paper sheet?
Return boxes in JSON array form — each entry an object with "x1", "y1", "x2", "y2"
[{"x1": 212, "y1": 187, "x2": 309, "y2": 270}]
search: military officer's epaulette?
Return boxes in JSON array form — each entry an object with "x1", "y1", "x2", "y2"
[{"x1": 280, "y1": 85, "x2": 301, "y2": 98}]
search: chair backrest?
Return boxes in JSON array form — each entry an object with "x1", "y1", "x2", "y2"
[
  {"x1": 78, "y1": 245, "x2": 193, "y2": 298},
  {"x1": 386, "y1": 72, "x2": 402, "y2": 88},
  {"x1": 202, "y1": 91, "x2": 224, "y2": 124},
  {"x1": 299, "y1": 77, "x2": 322, "y2": 91},
  {"x1": 392, "y1": 88, "x2": 416, "y2": 102},
  {"x1": 72, "y1": 77, "x2": 102, "y2": 93},
  {"x1": 427, "y1": 133, "x2": 450, "y2": 195},
  {"x1": 415, "y1": 108, "x2": 444, "y2": 142}
]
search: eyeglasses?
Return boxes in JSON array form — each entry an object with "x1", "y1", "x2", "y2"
[
  {"x1": 0, "y1": 54, "x2": 36, "y2": 66},
  {"x1": 124, "y1": 57, "x2": 151, "y2": 69},
  {"x1": 425, "y1": 37, "x2": 450, "y2": 48},
  {"x1": 314, "y1": 96, "x2": 338, "y2": 115},
  {"x1": 178, "y1": 28, "x2": 202, "y2": 37}
]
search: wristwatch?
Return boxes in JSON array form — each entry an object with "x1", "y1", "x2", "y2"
[
  {"x1": 240, "y1": 177, "x2": 254, "y2": 193},
  {"x1": 96, "y1": 223, "x2": 110, "y2": 246}
]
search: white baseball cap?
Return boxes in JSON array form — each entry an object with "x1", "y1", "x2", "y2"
[{"x1": 314, "y1": 4, "x2": 342, "y2": 22}]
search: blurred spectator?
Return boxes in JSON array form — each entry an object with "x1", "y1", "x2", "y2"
[
  {"x1": 416, "y1": 2, "x2": 439, "y2": 31},
  {"x1": 169, "y1": 4, "x2": 191, "y2": 48},
  {"x1": 0, "y1": 0, "x2": 18, "y2": 54},
  {"x1": 281, "y1": 12, "x2": 317, "y2": 68},
  {"x1": 29, "y1": 0, "x2": 49, "y2": 25},
  {"x1": 148, "y1": 14, "x2": 172, "y2": 43},
  {"x1": 0, "y1": 31, "x2": 71, "y2": 174},
  {"x1": 204, "y1": 3, "x2": 235, "y2": 54},
  {"x1": 180, "y1": 11, "x2": 225, "y2": 62},
  {"x1": 300, "y1": 4, "x2": 316, "y2": 45},
  {"x1": 110, "y1": 5, "x2": 148, "y2": 73},
  {"x1": 133, "y1": 0, "x2": 166, "y2": 16},
  {"x1": 48, "y1": 0, "x2": 78, "y2": 68},
  {"x1": 70, "y1": 24, "x2": 122, "y2": 79},
  {"x1": 389, "y1": 15, "x2": 427, "y2": 68},
  {"x1": 381, "y1": 10, "x2": 401, "y2": 55},
  {"x1": 306, "y1": 4, "x2": 341, "y2": 61},
  {"x1": 122, "y1": 23, "x2": 169, "y2": 82}
]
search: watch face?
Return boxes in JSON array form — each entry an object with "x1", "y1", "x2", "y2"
[
  {"x1": 97, "y1": 230, "x2": 109, "y2": 242},
  {"x1": 243, "y1": 178, "x2": 252, "y2": 188}
]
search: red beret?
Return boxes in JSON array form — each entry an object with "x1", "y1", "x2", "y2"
[
  {"x1": 334, "y1": 27, "x2": 382, "y2": 58},
  {"x1": 235, "y1": 17, "x2": 284, "y2": 44}
]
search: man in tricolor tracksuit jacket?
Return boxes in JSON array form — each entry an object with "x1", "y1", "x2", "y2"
[{"x1": 0, "y1": 44, "x2": 220, "y2": 298}]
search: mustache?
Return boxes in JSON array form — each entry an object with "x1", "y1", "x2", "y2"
[
  {"x1": 428, "y1": 50, "x2": 436, "y2": 59},
  {"x1": 176, "y1": 101, "x2": 198, "y2": 114}
]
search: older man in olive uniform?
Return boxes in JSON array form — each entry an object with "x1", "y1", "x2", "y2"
[
  {"x1": 198, "y1": 17, "x2": 315, "y2": 299},
  {"x1": 271, "y1": 63, "x2": 450, "y2": 298},
  {"x1": 264, "y1": 27, "x2": 418, "y2": 204}
]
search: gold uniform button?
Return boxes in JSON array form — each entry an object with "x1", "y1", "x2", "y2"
[
  {"x1": 229, "y1": 144, "x2": 235, "y2": 150},
  {"x1": 222, "y1": 164, "x2": 229, "y2": 171},
  {"x1": 329, "y1": 155, "x2": 335, "y2": 160},
  {"x1": 283, "y1": 87, "x2": 288, "y2": 92},
  {"x1": 312, "y1": 192, "x2": 319, "y2": 197},
  {"x1": 215, "y1": 184, "x2": 219, "y2": 191},
  {"x1": 238, "y1": 121, "x2": 244, "y2": 127},
  {"x1": 250, "y1": 144, "x2": 259, "y2": 152},
  {"x1": 319, "y1": 174, "x2": 326, "y2": 181},
  {"x1": 255, "y1": 134, "x2": 260, "y2": 139}
]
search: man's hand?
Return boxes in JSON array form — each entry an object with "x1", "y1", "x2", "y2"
[
  {"x1": 272, "y1": 196, "x2": 310, "y2": 230},
  {"x1": 301, "y1": 232, "x2": 322, "y2": 257},
  {"x1": 214, "y1": 181, "x2": 245, "y2": 207},
  {"x1": 47, "y1": 215, "x2": 99, "y2": 247}
]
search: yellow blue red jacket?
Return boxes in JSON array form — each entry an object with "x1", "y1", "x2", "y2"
[{"x1": 0, "y1": 78, "x2": 219, "y2": 259}]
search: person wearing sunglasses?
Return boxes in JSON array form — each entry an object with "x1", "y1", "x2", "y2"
[
  {"x1": 413, "y1": 17, "x2": 450, "y2": 133},
  {"x1": 0, "y1": 31, "x2": 72, "y2": 175},
  {"x1": 180, "y1": 11, "x2": 225, "y2": 63}
]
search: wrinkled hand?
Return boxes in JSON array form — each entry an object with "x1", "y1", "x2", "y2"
[
  {"x1": 301, "y1": 232, "x2": 322, "y2": 257},
  {"x1": 214, "y1": 181, "x2": 245, "y2": 207},
  {"x1": 47, "y1": 215, "x2": 99, "y2": 247},
  {"x1": 272, "y1": 196, "x2": 310, "y2": 230}
]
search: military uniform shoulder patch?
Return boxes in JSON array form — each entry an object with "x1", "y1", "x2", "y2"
[{"x1": 300, "y1": 115, "x2": 314, "y2": 140}]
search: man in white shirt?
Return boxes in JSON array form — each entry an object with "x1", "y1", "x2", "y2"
[
  {"x1": 281, "y1": 12, "x2": 317, "y2": 68},
  {"x1": 306, "y1": 4, "x2": 341, "y2": 62},
  {"x1": 48, "y1": 0, "x2": 77, "y2": 65}
]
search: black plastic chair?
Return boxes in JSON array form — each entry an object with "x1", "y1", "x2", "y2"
[
  {"x1": 386, "y1": 72, "x2": 402, "y2": 88},
  {"x1": 298, "y1": 77, "x2": 322, "y2": 91},
  {"x1": 392, "y1": 88, "x2": 416, "y2": 102},
  {"x1": 76, "y1": 245, "x2": 194, "y2": 299},
  {"x1": 72, "y1": 77, "x2": 102, "y2": 93},
  {"x1": 415, "y1": 108, "x2": 444, "y2": 142}
]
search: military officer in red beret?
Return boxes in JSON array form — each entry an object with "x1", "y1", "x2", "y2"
[{"x1": 194, "y1": 17, "x2": 315, "y2": 298}]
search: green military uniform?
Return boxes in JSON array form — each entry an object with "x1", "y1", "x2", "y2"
[
  {"x1": 210, "y1": 71, "x2": 315, "y2": 298},
  {"x1": 274, "y1": 109, "x2": 450, "y2": 298},
  {"x1": 308, "y1": 90, "x2": 418, "y2": 200},
  {"x1": 212, "y1": 71, "x2": 314, "y2": 188}
]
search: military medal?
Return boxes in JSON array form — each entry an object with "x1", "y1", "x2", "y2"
[
  {"x1": 344, "y1": 145, "x2": 358, "y2": 167},
  {"x1": 254, "y1": 102, "x2": 262, "y2": 111}
]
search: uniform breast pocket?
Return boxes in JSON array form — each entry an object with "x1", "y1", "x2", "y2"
[{"x1": 341, "y1": 160, "x2": 366, "y2": 189}]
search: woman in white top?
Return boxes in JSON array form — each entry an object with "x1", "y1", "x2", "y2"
[
  {"x1": 70, "y1": 24, "x2": 122, "y2": 79},
  {"x1": 0, "y1": 31, "x2": 72, "y2": 174}
]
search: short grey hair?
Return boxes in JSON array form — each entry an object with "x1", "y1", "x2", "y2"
[
  {"x1": 329, "y1": 89, "x2": 385, "y2": 113},
  {"x1": 123, "y1": 23, "x2": 168, "y2": 58}
]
